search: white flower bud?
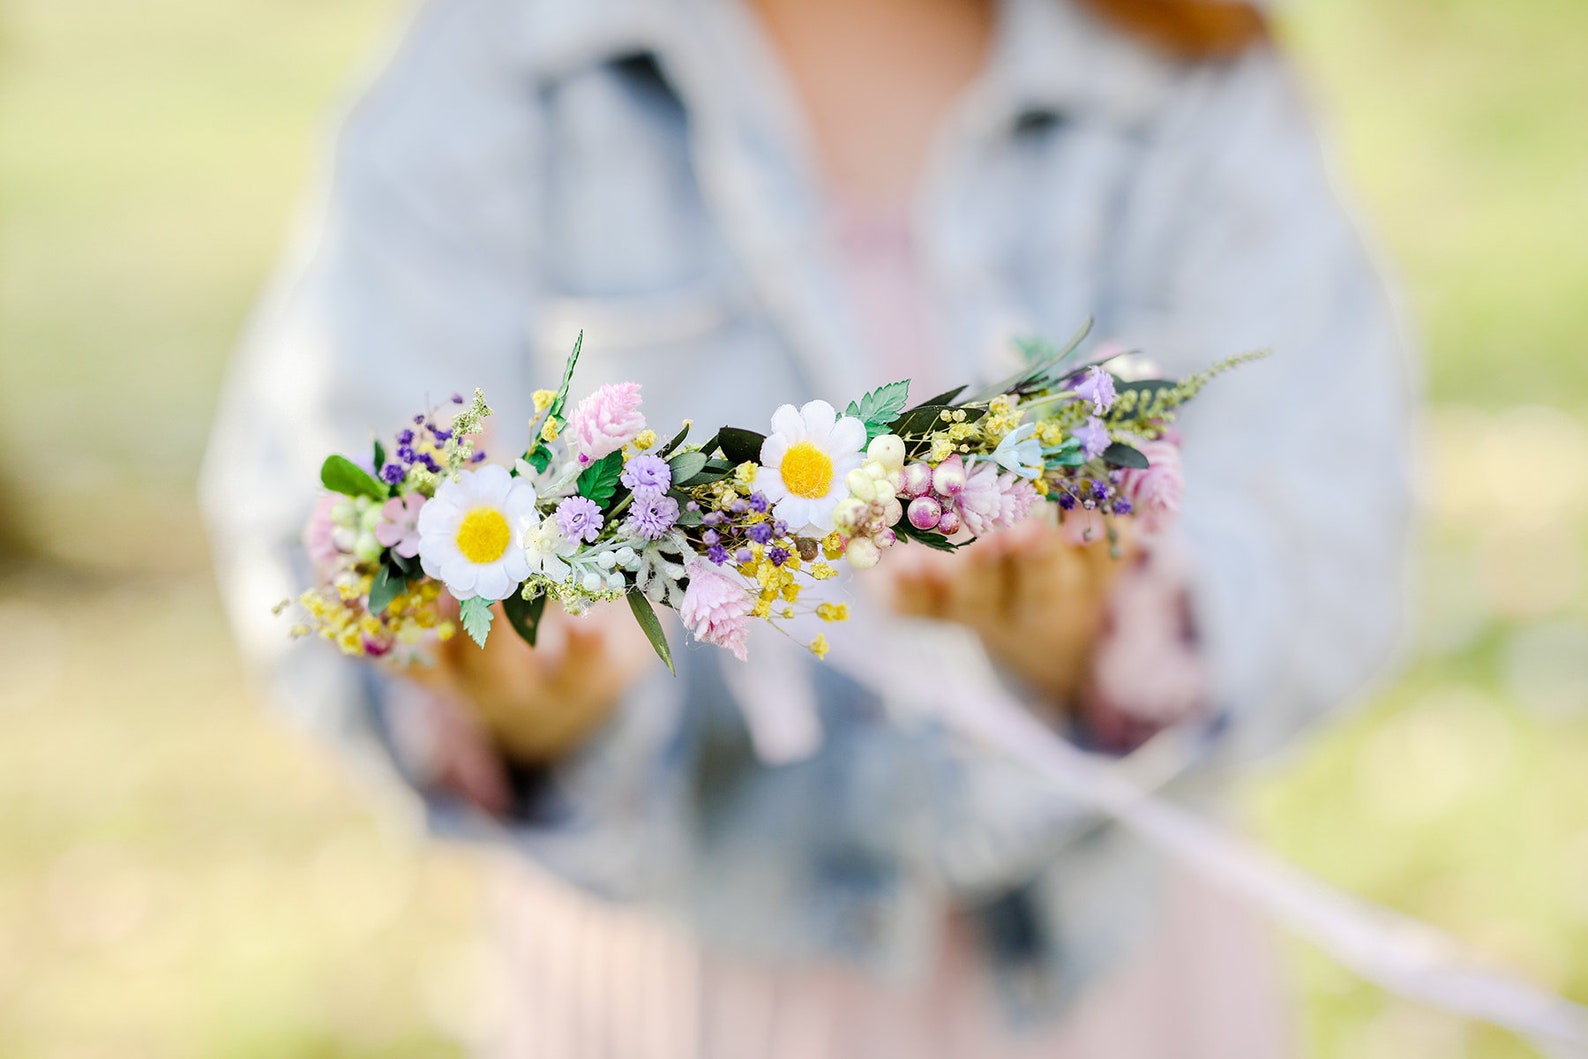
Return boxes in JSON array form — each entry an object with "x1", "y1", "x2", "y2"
[
  {"x1": 846, "y1": 469, "x2": 876, "y2": 501},
  {"x1": 846, "y1": 537, "x2": 881, "y2": 569},
  {"x1": 882, "y1": 498, "x2": 903, "y2": 526},
  {"x1": 867, "y1": 434, "x2": 906, "y2": 470},
  {"x1": 834, "y1": 498, "x2": 870, "y2": 532}
]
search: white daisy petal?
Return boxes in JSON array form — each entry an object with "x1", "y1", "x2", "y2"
[
  {"x1": 760, "y1": 434, "x2": 789, "y2": 468},
  {"x1": 474, "y1": 564, "x2": 512, "y2": 602},
  {"x1": 472, "y1": 462, "x2": 513, "y2": 494},
  {"x1": 799, "y1": 400, "x2": 837, "y2": 436},
  {"x1": 827, "y1": 416, "x2": 868, "y2": 457},
  {"x1": 770, "y1": 404, "x2": 805, "y2": 440}
]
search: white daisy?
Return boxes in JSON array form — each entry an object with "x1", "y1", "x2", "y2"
[
  {"x1": 416, "y1": 465, "x2": 537, "y2": 601},
  {"x1": 757, "y1": 399, "x2": 868, "y2": 534}
]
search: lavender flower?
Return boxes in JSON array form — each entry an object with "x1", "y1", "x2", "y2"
[
  {"x1": 706, "y1": 544, "x2": 730, "y2": 565},
  {"x1": 397, "y1": 429, "x2": 415, "y2": 446},
  {"x1": 1074, "y1": 366, "x2": 1118, "y2": 415},
  {"x1": 555, "y1": 496, "x2": 604, "y2": 543},
  {"x1": 768, "y1": 546, "x2": 791, "y2": 567},
  {"x1": 620, "y1": 453, "x2": 672, "y2": 494},
  {"x1": 1073, "y1": 416, "x2": 1111, "y2": 460},
  {"x1": 623, "y1": 491, "x2": 679, "y2": 540},
  {"x1": 747, "y1": 522, "x2": 772, "y2": 545},
  {"x1": 747, "y1": 493, "x2": 769, "y2": 514},
  {"x1": 380, "y1": 463, "x2": 405, "y2": 485}
]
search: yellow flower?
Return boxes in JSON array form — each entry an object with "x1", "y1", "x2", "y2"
[
  {"x1": 810, "y1": 562, "x2": 838, "y2": 580},
  {"x1": 633, "y1": 429, "x2": 658, "y2": 451},
  {"x1": 532, "y1": 389, "x2": 556, "y2": 412},
  {"x1": 816, "y1": 602, "x2": 849, "y2": 622},
  {"x1": 821, "y1": 534, "x2": 844, "y2": 560},
  {"x1": 540, "y1": 418, "x2": 561, "y2": 442},
  {"x1": 809, "y1": 635, "x2": 829, "y2": 660}
]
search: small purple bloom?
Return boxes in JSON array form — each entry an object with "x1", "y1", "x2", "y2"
[
  {"x1": 397, "y1": 429, "x2": 415, "y2": 446},
  {"x1": 747, "y1": 522, "x2": 772, "y2": 545},
  {"x1": 706, "y1": 544, "x2": 730, "y2": 565},
  {"x1": 451, "y1": 393, "x2": 465, "y2": 404},
  {"x1": 623, "y1": 491, "x2": 679, "y2": 540},
  {"x1": 620, "y1": 453, "x2": 672, "y2": 494},
  {"x1": 470, "y1": 450, "x2": 487, "y2": 463},
  {"x1": 1112, "y1": 498, "x2": 1134, "y2": 516},
  {"x1": 686, "y1": 501, "x2": 700, "y2": 513},
  {"x1": 1074, "y1": 416, "x2": 1111, "y2": 460},
  {"x1": 1057, "y1": 492, "x2": 1077, "y2": 511},
  {"x1": 417, "y1": 453, "x2": 441, "y2": 473},
  {"x1": 735, "y1": 547, "x2": 753, "y2": 565},
  {"x1": 431, "y1": 426, "x2": 453, "y2": 443},
  {"x1": 747, "y1": 493, "x2": 769, "y2": 514},
  {"x1": 702, "y1": 511, "x2": 725, "y2": 528},
  {"x1": 380, "y1": 463, "x2": 405, "y2": 485},
  {"x1": 1074, "y1": 366, "x2": 1118, "y2": 415},
  {"x1": 413, "y1": 414, "x2": 425, "y2": 425},
  {"x1": 702, "y1": 529, "x2": 720, "y2": 546},
  {"x1": 768, "y1": 546, "x2": 790, "y2": 567},
  {"x1": 729, "y1": 499, "x2": 748, "y2": 515},
  {"x1": 556, "y1": 496, "x2": 604, "y2": 543},
  {"x1": 772, "y1": 520, "x2": 789, "y2": 538},
  {"x1": 1091, "y1": 480, "x2": 1111, "y2": 501},
  {"x1": 396, "y1": 444, "x2": 416, "y2": 463}
]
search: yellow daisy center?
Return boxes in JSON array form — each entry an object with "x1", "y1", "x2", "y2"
[
  {"x1": 455, "y1": 506, "x2": 511, "y2": 564},
  {"x1": 780, "y1": 441, "x2": 834, "y2": 499}
]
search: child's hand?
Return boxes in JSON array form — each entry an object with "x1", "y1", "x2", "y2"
[
  {"x1": 882, "y1": 518, "x2": 1139, "y2": 703},
  {"x1": 400, "y1": 600, "x2": 652, "y2": 766}
]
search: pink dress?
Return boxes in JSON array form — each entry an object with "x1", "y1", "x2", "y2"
[{"x1": 467, "y1": 200, "x2": 1296, "y2": 1058}]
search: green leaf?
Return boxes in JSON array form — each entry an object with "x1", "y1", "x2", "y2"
[
  {"x1": 502, "y1": 591, "x2": 548, "y2": 647},
  {"x1": 845, "y1": 379, "x2": 911, "y2": 441},
  {"x1": 320, "y1": 455, "x2": 387, "y2": 501},
  {"x1": 1101, "y1": 442, "x2": 1150, "y2": 469},
  {"x1": 667, "y1": 450, "x2": 709, "y2": 486},
  {"x1": 715, "y1": 427, "x2": 766, "y2": 466},
  {"x1": 656, "y1": 422, "x2": 692, "y2": 458},
  {"x1": 974, "y1": 319, "x2": 1095, "y2": 401},
  {"x1": 888, "y1": 404, "x2": 986, "y2": 438},
  {"x1": 368, "y1": 565, "x2": 407, "y2": 616},
  {"x1": 576, "y1": 449, "x2": 625, "y2": 506},
  {"x1": 627, "y1": 591, "x2": 674, "y2": 675},
  {"x1": 459, "y1": 596, "x2": 494, "y2": 648},
  {"x1": 546, "y1": 330, "x2": 584, "y2": 423},
  {"x1": 893, "y1": 518, "x2": 966, "y2": 552},
  {"x1": 372, "y1": 439, "x2": 386, "y2": 476},
  {"x1": 909, "y1": 385, "x2": 966, "y2": 410}
]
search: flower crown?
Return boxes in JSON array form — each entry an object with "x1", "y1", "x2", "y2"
[{"x1": 289, "y1": 324, "x2": 1260, "y2": 670}]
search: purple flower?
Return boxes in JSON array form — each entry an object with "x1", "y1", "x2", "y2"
[
  {"x1": 451, "y1": 392, "x2": 465, "y2": 404},
  {"x1": 735, "y1": 547, "x2": 753, "y2": 564},
  {"x1": 706, "y1": 544, "x2": 730, "y2": 565},
  {"x1": 1074, "y1": 366, "x2": 1118, "y2": 415},
  {"x1": 1111, "y1": 498, "x2": 1134, "y2": 516},
  {"x1": 702, "y1": 530, "x2": 720, "y2": 546},
  {"x1": 747, "y1": 522, "x2": 772, "y2": 545},
  {"x1": 620, "y1": 453, "x2": 672, "y2": 494},
  {"x1": 1057, "y1": 491, "x2": 1077, "y2": 511},
  {"x1": 380, "y1": 463, "x2": 405, "y2": 485},
  {"x1": 416, "y1": 452, "x2": 441, "y2": 473},
  {"x1": 772, "y1": 520, "x2": 789, "y2": 538},
  {"x1": 1074, "y1": 416, "x2": 1111, "y2": 460},
  {"x1": 555, "y1": 496, "x2": 604, "y2": 543},
  {"x1": 747, "y1": 493, "x2": 769, "y2": 514},
  {"x1": 396, "y1": 444, "x2": 416, "y2": 463},
  {"x1": 623, "y1": 491, "x2": 679, "y2": 540},
  {"x1": 470, "y1": 450, "x2": 487, "y2": 463},
  {"x1": 768, "y1": 546, "x2": 790, "y2": 567},
  {"x1": 431, "y1": 426, "x2": 453, "y2": 443},
  {"x1": 397, "y1": 429, "x2": 415, "y2": 446}
]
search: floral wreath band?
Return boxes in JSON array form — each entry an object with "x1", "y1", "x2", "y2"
[{"x1": 290, "y1": 324, "x2": 1261, "y2": 670}]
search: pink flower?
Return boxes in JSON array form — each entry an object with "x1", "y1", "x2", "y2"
[
  {"x1": 954, "y1": 462, "x2": 1036, "y2": 536},
  {"x1": 375, "y1": 492, "x2": 426, "y2": 558},
  {"x1": 568, "y1": 382, "x2": 646, "y2": 462},
  {"x1": 303, "y1": 495, "x2": 341, "y2": 571},
  {"x1": 1117, "y1": 438, "x2": 1184, "y2": 534},
  {"x1": 680, "y1": 558, "x2": 753, "y2": 661}
]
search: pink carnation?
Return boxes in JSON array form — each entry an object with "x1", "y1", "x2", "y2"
[
  {"x1": 955, "y1": 462, "x2": 1037, "y2": 536},
  {"x1": 1117, "y1": 438, "x2": 1184, "y2": 534},
  {"x1": 303, "y1": 494, "x2": 341, "y2": 572},
  {"x1": 568, "y1": 382, "x2": 646, "y2": 463},
  {"x1": 680, "y1": 559, "x2": 753, "y2": 661}
]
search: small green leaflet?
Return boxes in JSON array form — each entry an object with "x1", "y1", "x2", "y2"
[
  {"x1": 320, "y1": 454, "x2": 387, "y2": 501},
  {"x1": 1101, "y1": 442, "x2": 1150, "y2": 469},
  {"x1": 715, "y1": 427, "x2": 766, "y2": 466},
  {"x1": 656, "y1": 422, "x2": 692, "y2": 458},
  {"x1": 576, "y1": 450, "x2": 625, "y2": 505},
  {"x1": 893, "y1": 518, "x2": 963, "y2": 552},
  {"x1": 502, "y1": 591, "x2": 547, "y2": 647},
  {"x1": 844, "y1": 379, "x2": 911, "y2": 441},
  {"x1": 372, "y1": 439, "x2": 386, "y2": 475},
  {"x1": 627, "y1": 591, "x2": 674, "y2": 674},
  {"x1": 368, "y1": 565, "x2": 407, "y2": 616},
  {"x1": 460, "y1": 596, "x2": 494, "y2": 648}
]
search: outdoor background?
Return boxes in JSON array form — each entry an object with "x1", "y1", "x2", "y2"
[{"x1": 2, "y1": 0, "x2": 1586, "y2": 1056}]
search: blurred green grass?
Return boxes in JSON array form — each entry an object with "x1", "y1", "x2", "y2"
[{"x1": 1, "y1": 0, "x2": 1586, "y2": 1055}]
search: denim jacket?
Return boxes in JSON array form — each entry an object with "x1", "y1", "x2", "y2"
[{"x1": 201, "y1": 0, "x2": 1415, "y2": 1020}]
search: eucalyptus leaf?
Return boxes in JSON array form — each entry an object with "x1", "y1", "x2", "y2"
[
  {"x1": 320, "y1": 455, "x2": 387, "y2": 501},
  {"x1": 657, "y1": 422, "x2": 692, "y2": 458},
  {"x1": 368, "y1": 565, "x2": 406, "y2": 616},
  {"x1": 502, "y1": 591, "x2": 548, "y2": 647},
  {"x1": 667, "y1": 450, "x2": 709, "y2": 486},
  {"x1": 1101, "y1": 442, "x2": 1150, "y2": 470},
  {"x1": 459, "y1": 596, "x2": 494, "y2": 648},
  {"x1": 715, "y1": 427, "x2": 766, "y2": 466},
  {"x1": 627, "y1": 591, "x2": 674, "y2": 674}
]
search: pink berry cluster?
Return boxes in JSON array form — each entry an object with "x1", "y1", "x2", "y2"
[{"x1": 900, "y1": 456, "x2": 971, "y2": 537}]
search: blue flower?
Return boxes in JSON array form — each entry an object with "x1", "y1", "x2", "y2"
[{"x1": 991, "y1": 422, "x2": 1044, "y2": 478}]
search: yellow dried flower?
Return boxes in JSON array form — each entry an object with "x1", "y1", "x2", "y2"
[
  {"x1": 816, "y1": 602, "x2": 849, "y2": 622},
  {"x1": 633, "y1": 429, "x2": 657, "y2": 451},
  {"x1": 809, "y1": 635, "x2": 829, "y2": 660},
  {"x1": 532, "y1": 389, "x2": 556, "y2": 412}
]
